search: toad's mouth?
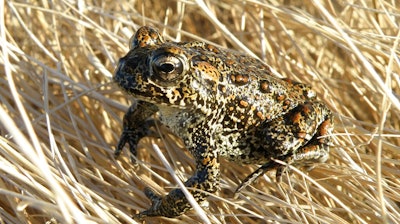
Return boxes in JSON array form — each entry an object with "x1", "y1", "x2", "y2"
[
  {"x1": 114, "y1": 65, "x2": 196, "y2": 109},
  {"x1": 114, "y1": 47, "x2": 204, "y2": 110}
]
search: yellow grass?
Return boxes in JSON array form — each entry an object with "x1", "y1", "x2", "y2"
[{"x1": 1, "y1": 0, "x2": 399, "y2": 223}]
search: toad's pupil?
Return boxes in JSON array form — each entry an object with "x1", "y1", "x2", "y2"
[{"x1": 158, "y1": 63, "x2": 175, "y2": 73}]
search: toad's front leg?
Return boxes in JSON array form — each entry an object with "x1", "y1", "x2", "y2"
[
  {"x1": 115, "y1": 101, "x2": 158, "y2": 159},
  {"x1": 136, "y1": 141, "x2": 220, "y2": 218}
]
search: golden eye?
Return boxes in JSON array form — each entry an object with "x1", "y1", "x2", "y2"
[{"x1": 151, "y1": 53, "x2": 186, "y2": 81}]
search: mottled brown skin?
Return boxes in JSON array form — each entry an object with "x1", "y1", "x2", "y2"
[{"x1": 114, "y1": 26, "x2": 333, "y2": 219}]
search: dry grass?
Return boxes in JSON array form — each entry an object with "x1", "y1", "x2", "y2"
[{"x1": 1, "y1": 0, "x2": 400, "y2": 223}]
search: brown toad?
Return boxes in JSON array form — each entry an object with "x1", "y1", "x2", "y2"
[{"x1": 114, "y1": 26, "x2": 333, "y2": 218}]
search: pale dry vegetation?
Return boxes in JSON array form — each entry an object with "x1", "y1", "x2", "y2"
[{"x1": 1, "y1": 0, "x2": 399, "y2": 223}]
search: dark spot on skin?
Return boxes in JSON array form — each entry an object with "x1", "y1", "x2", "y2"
[
  {"x1": 260, "y1": 80, "x2": 270, "y2": 93},
  {"x1": 276, "y1": 94, "x2": 286, "y2": 101}
]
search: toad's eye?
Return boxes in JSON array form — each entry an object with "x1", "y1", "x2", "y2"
[{"x1": 151, "y1": 52, "x2": 187, "y2": 82}]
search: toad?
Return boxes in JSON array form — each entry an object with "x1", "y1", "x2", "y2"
[{"x1": 114, "y1": 26, "x2": 333, "y2": 218}]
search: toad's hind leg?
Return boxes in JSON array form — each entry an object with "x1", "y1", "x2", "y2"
[{"x1": 235, "y1": 102, "x2": 333, "y2": 194}]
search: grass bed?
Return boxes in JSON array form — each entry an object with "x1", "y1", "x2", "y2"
[{"x1": 1, "y1": 1, "x2": 399, "y2": 223}]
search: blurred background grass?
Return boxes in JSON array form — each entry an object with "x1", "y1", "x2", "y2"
[{"x1": 1, "y1": 0, "x2": 399, "y2": 223}]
